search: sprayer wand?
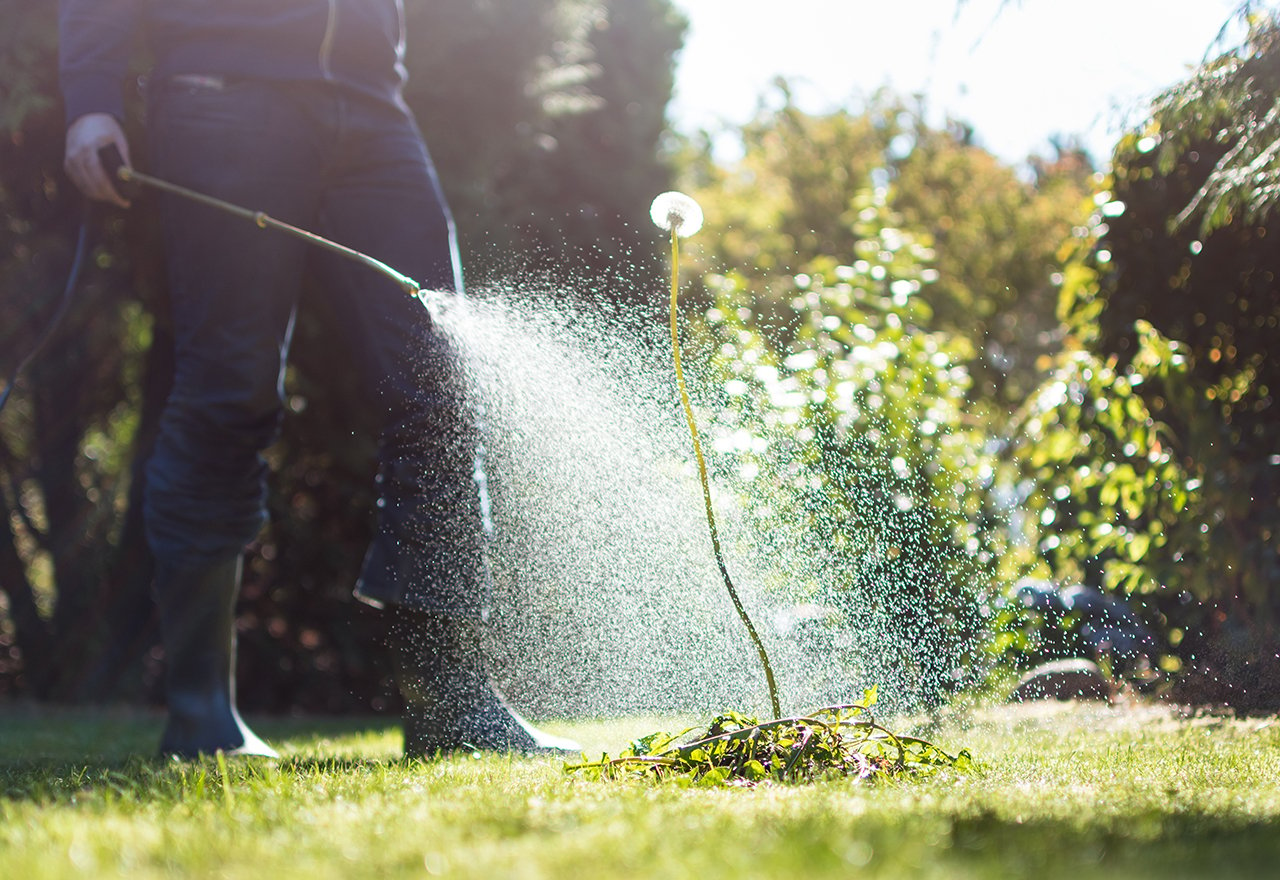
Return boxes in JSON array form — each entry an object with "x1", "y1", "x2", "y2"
[
  {"x1": 0, "y1": 149, "x2": 432, "y2": 418},
  {"x1": 98, "y1": 146, "x2": 423, "y2": 297}
]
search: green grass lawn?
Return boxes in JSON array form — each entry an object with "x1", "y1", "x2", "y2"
[{"x1": 3, "y1": 701, "x2": 1279, "y2": 879}]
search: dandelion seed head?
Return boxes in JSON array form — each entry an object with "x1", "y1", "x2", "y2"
[{"x1": 650, "y1": 191, "x2": 704, "y2": 238}]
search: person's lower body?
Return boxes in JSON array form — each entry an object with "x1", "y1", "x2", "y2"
[{"x1": 143, "y1": 76, "x2": 577, "y2": 758}]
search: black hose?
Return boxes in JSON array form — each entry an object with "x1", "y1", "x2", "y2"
[{"x1": 0, "y1": 205, "x2": 94, "y2": 415}]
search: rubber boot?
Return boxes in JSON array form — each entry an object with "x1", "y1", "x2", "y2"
[
  {"x1": 153, "y1": 557, "x2": 278, "y2": 759},
  {"x1": 389, "y1": 609, "x2": 582, "y2": 757}
]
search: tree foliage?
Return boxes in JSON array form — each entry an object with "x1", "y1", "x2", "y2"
[
  {"x1": 1015, "y1": 15, "x2": 1280, "y2": 705},
  {"x1": 700, "y1": 195, "x2": 1008, "y2": 709},
  {"x1": 683, "y1": 91, "x2": 1093, "y2": 404},
  {"x1": 892, "y1": 126, "x2": 1094, "y2": 401},
  {"x1": 1153, "y1": 13, "x2": 1280, "y2": 234},
  {"x1": 675, "y1": 89, "x2": 1097, "y2": 704}
]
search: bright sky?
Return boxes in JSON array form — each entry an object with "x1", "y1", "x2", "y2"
[{"x1": 668, "y1": 0, "x2": 1246, "y2": 164}]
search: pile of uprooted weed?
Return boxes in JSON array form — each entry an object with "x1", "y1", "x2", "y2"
[{"x1": 566, "y1": 688, "x2": 971, "y2": 787}]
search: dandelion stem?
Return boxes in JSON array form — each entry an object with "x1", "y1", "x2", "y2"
[{"x1": 668, "y1": 228, "x2": 781, "y2": 718}]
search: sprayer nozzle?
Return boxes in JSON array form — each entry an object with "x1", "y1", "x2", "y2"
[{"x1": 417, "y1": 289, "x2": 455, "y2": 322}]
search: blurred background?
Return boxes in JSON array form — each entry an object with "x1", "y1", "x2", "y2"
[{"x1": 1, "y1": 0, "x2": 1276, "y2": 716}]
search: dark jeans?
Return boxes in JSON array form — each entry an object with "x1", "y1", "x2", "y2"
[{"x1": 143, "y1": 76, "x2": 489, "y2": 615}]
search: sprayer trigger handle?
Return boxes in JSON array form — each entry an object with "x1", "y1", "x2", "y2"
[{"x1": 96, "y1": 145, "x2": 140, "y2": 201}]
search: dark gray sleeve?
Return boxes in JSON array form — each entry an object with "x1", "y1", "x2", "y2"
[{"x1": 58, "y1": 0, "x2": 145, "y2": 123}]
